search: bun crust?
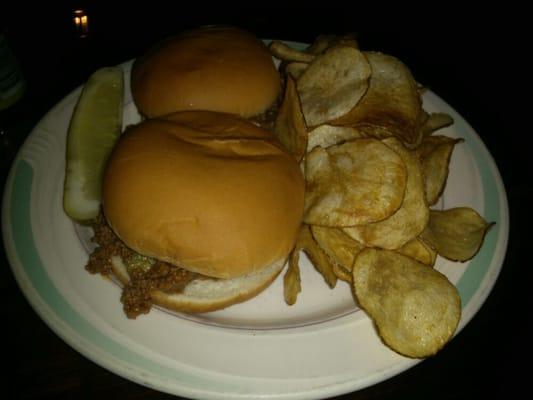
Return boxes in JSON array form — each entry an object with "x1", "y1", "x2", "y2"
[
  {"x1": 131, "y1": 26, "x2": 281, "y2": 118},
  {"x1": 102, "y1": 111, "x2": 305, "y2": 279}
]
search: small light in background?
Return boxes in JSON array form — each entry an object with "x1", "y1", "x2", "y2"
[{"x1": 73, "y1": 9, "x2": 89, "y2": 38}]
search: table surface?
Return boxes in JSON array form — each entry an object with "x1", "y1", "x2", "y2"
[{"x1": 1, "y1": 7, "x2": 530, "y2": 400}]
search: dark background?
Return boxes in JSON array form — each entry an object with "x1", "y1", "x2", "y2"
[{"x1": 1, "y1": 5, "x2": 530, "y2": 399}]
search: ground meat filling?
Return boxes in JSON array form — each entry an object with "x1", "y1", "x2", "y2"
[
  {"x1": 86, "y1": 213, "x2": 133, "y2": 275},
  {"x1": 86, "y1": 213, "x2": 204, "y2": 318},
  {"x1": 121, "y1": 261, "x2": 201, "y2": 318}
]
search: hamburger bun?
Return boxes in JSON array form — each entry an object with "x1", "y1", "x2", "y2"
[
  {"x1": 131, "y1": 26, "x2": 281, "y2": 118},
  {"x1": 102, "y1": 111, "x2": 305, "y2": 280},
  {"x1": 110, "y1": 255, "x2": 285, "y2": 313}
]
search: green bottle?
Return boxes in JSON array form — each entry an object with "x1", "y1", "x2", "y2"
[
  {"x1": 1, "y1": 33, "x2": 26, "y2": 169},
  {"x1": 0, "y1": 34, "x2": 26, "y2": 111}
]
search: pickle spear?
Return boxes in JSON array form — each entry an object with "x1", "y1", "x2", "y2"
[{"x1": 63, "y1": 67, "x2": 123, "y2": 223}]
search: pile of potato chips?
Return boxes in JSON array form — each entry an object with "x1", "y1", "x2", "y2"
[{"x1": 270, "y1": 35, "x2": 493, "y2": 358}]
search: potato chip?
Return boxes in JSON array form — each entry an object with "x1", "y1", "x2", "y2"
[
  {"x1": 421, "y1": 113, "x2": 454, "y2": 139},
  {"x1": 284, "y1": 62, "x2": 309, "y2": 80},
  {"x1": 417, "y1": 135, "x2": 463, "y2": 205},
  {"x1": 311, "y1": 225, "x2": 365, "y2": 272},
  {"x1": 306, "y1": 34, "x2": 359, "y2": 55},
  {"x1": 269, "y1": 41, "x2": 316, "y2": 63},
  {"x1": 332, "y1": 52, "x2": 424, "y2": 147},
  {"x1": 419, "y1": 109, "x2": 430, "y2": 124},
  {"x1": 304, "y1": 138, "x2": 407, "y2": 226},
  {"x1": 332, "y1": 263, "x2": 352, "y2": 283},
  {"x1": 274, "y1": 75, "x2": 308, "y2": 161},
  {"x1": 420, "y1": 208, "x2": 493, "y2": 262},
  {"x1": 397, "y1": 237, "x2": 437, "y2": 266},
  {"x1": 352, "y1": 248, "x2": 461, "y2": 358},
  {"x1": 297, "y1": 46, "x2": 371, "y2": 127},
  {"x1": 306, "y1": 35, "x2": 336, "y2": 55},
  {"x1": 344, "y1": 138, "x2": 429, "y2": 249},
  {"x1": 330, "y1": 34, "x2": 359, "y2": 50},
  {"x1": 284, "y1": 246, "x2": 302, "y2": 305},
  {"x1": 420, "y1": 238, "x2": 438, "y2": 266},
  {"x1": 298, "y1": 225, "x2": 337, "y2": 288},
  {"x1": 417, "y1": 82, "x2": 428, "y2": 95},
  {"x1": 307, "y1": 124, "x2": 365, "y2": 152}
]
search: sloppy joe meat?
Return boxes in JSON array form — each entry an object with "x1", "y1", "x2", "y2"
[{"x1": 86, "y1": 212, "x2": 205, "y2": 318}]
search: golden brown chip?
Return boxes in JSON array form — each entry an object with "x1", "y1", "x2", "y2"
[
  {"x1": 284, "y1": 246, "x2": 302, "y2": 305},
  {"x1": 418, "y1": 109, "x2": 430, "y2": 129},
  {"x1": 310, "y1": 225, "x2": 364, "y2": 272},
  {"x1": 344, "y1": 138, "x2": 429, "y2": 249},
  {"x1": 307, "y1": 124, "x2": 365, "y2": 152},
  {"x1": 274, "y1": 75, "x2": 308, "y2": 161},
  {"x1": 420, "y1": 113, "x2": 454, "y2": 139},
  {"x1": 332, "y1": 263, "x2": 352, "y2": 283},
  {"x1": 397, "y1": 237, "x2": 437, "y2": 266},
  {"x1": 332, "y1": 52, "x2": 424, "y2": 147},
  {"x1": 304, "y1": 138, "x2": 407, "y2": 226},
  {"x1": 284, "y1": 62, "x2": 309, "y2": 80},
  {"x1": 352, "y1": 248, "x2": 461, "y2": 358},
  {"x1": 421, "y1": 238, "x2": 438, "y2": 266},
  {"x1": 305, "y1": 34, "x2": 359, "y2": 55},
  {"x1": 299, "y1": 225, "x2": 337, "y2": 288},
  {"x1": 420, "y1": 208, "x2": 494, "y2": 262},
  {"x1": 417, "y1": 135, "x2": 463, "y2": 205},
  {"x1": 330, "y1": 34, "x2": 359, "y2": 50},
  {"x1": 306, "y1": 35, "x2": 336, "y2": 55},
  {"x1": 417, "y1": 82, "x2": 428, "y2": 95},
  {"x1": 269, "y1": 41, "x2": 316, "y2": 63},
  {"x1": 297, "y1": 46, "x2": 371, "y2": 127}
]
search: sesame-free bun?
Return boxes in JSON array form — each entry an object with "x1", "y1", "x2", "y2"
[
  {"x1": 110, "y1": 255, "x2": 285, "y2": 313},
  {"x1": 102, "y1": 111, "x2": 305, "y2": 279},
  {"x1": 131, "y1": 26, "x2": 281, "y2": 118}
]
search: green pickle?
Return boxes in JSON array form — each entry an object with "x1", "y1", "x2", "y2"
[{"x1": 63, "y1": 67, "x2": 124, "y2": 222}]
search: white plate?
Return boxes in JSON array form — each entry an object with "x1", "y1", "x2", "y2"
[{"x1": 2, "y1": 43, "x2": 509, "y2": 399}]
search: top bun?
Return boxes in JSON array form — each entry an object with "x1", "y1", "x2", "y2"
[
  {"x1": 131, "y1": 26, "x2": 281, "y2": 118},
  {"x1": 102, "y1": 111, "x2": 305, "y2": 279}
]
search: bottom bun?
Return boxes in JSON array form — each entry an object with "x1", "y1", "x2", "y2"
[{"x1": 110, "y1": 256, "x2": 285, "y2": 314}]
